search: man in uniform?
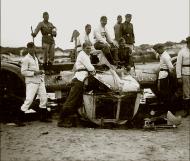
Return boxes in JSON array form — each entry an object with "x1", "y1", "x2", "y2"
[
  {"x1": 121, "y1": 14, "x2": 135, "y2": 51},
  {"x1": 176, "y1": 36, "x2": 190, "y2": 117},
  {"x1": 153, "y1": 44, "x2": 174, "y2": 113},
  {"x1": 114, "y1": 15, "x2": 123, "y2": 43},
  {"x1": 118, "y1": 37, "x2": 133, "y2": 70},
  {"x1": 32, "y1": 12, "x2": 56, "y2": 71},
  {"x1": 94, "y1": 16, "x2": 119, "y2": 65},
  {"x1": 19, "y1": 42, "x2": 51, "y2": 123},
  {"x1": 57, "y1": 42, "x2": 96, "y2": 127}
]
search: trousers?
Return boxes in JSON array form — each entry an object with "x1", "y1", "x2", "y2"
[
  {"x1": 42, "y1": 42, "x2": 55, "y2": 64},
  {"x1": 59, "y1": 78, "x2": 83, "y2": 119},
  {"x1": 94, "y1": 42, "x2": 118, "y2": 65},
  {"x1": 182, "y1": 75, "x2": 190, "y2": 100},
  {"x1": 21, "y1": 82, "x2": 47, "y2": 112}
]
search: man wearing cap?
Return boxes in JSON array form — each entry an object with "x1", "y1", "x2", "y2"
[
  {"x1": 121, "y1": 14, "x2": 135, "y2": 51},
  {"x1": 94, "y1": 16, "x2": 119, "y2": 65},
  {"x1": 19, "y1": 42, "x2": 51, "y2": 123},
  {"x1": 176, "y1": 36, "x2": 190, "y2": 116},
  {"x1": 153, "y1": 44, "x2": 174, "y2": 112},
  {"x1": 57, "y1": 42, "x2": 96, "y2": 127},
  {"x1": 32, "y1": 12, "x2": 56, "y2": 71},
  {"x1": 114, "y1": 15, "x2": 123, "y2": 43}
]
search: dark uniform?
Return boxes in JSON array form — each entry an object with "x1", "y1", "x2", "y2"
[
  {"x1": 33, "y1": 12, "x2": 56, "y2": 69},
  {"x1": 121, "y1": 14, "x2": 135, "y2": 49},
  {"x1": 118, "y1": 45, "x2": 132, "y2": 68}
]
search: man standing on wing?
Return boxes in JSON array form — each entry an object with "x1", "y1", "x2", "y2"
[
  {"x1": 121, "y1": 14, "x2": 135, "y2": 51},
  {"x1": 32, "y1": 12, "x2": 56, "y2": 72},
  {"x1": 114, "y1": 15, "x2": 123, "y2": 43}
]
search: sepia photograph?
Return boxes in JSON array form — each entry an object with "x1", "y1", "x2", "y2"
[{"x1": 1, "y1": 0, "x2": 190, "y2": 160}]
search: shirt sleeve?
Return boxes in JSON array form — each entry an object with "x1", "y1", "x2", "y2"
[
  {"x1": 34, "y1": 22, "x2": 42, "y2": 35},
  {"x1": 50, "y1": 22, "x2": 56, "y2": 29},
  {"x1": 163, "y1": 55, "x2": 174, "y2": 72},
  {"x1": 21, "y1": 58, "x2": 34, "y2": 77},
  {"x1": 94, "y1": 29, "x2": 107, "y2": 44},
  {"x1": 82, "y1": 54, "x2": 95, "y2": 72},
  {"x1": 176, "y1": 50, "x2": 183, "y2": 78},
  {"x1": 105, "y1": 28, "x2": 113, "y2": 44}
]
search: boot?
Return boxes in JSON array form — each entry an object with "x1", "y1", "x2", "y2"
[
  {"x1": 39, "y1": 108, "x2": 52, "y2": 122},
  {"x1": 15, "y1": 110, "x2": 25, "y2": 126},
  {"x1": 57, "y1": 117, "x2": 73, "y2": 128},
  {"x1": 43, "y1": 63, "x2": 48, "y2": 71},
  {"x1": 175, "y1": 99, "x2": 189, "y2": 117},
  {"x1": 183, "y1": 99, "x2": 190, "y2": 117}
]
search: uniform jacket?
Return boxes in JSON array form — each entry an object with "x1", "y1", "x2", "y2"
[
  {"x1": 114, "y1": 23, "x2": 122, "y2": 42},
  {"x1": 121, "y1": 21, "x2": 135, "y2": 44},
  {"x1": 176, "y1": 46, "x2": 190, "y2": 78},
  {"x1": 34, "y1": 21, "x2": 56, "y2": 44}
]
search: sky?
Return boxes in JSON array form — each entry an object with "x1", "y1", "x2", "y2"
[{"x1": 1, "y1": 0, "x2": 189, "y2": 49}]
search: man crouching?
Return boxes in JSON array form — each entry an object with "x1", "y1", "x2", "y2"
[{"x1": 57, "y1": 42, "x2": 96, "y2": 127}]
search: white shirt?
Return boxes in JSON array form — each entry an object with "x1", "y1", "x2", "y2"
[
  {"x1": 21, "y1": 54, "x2": 43, "y2": 84},
  {"x1": 79, "y1": 32, "x2": 95, "y2": 51},
  {"x1": 94, "y1": 25, "x2": 113, "y2": 44},
  {"x1": 73, "y1": 50, "x2": 95, "y2": 82},
  {"x1": 176, "y1": 46, "x2": 190, "y2": 78},
  {"x1": 80, "y1": 32, "x2": 93, "y2": 45},
  {"x1": 158, "y1": 51, "x2": 174, "y2": 79}
]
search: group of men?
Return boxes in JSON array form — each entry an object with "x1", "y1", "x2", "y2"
[
  {"x1": 71, "y1": 14, "x2": 135, "y2": 68},
  {"x1": 30, "y1": 12, "x2": 135, "y2": 71},
  {"x1": 17, "y1": 11, "x2": 190, "y2": 127}
]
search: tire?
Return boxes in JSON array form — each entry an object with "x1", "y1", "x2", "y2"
[{"x1": 0, "y1": 62, "x2": 25, "y2": 121}]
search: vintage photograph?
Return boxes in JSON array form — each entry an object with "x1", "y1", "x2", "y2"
[{"x1": 1, "y1": 0, "x2": 189, "y2": 161}]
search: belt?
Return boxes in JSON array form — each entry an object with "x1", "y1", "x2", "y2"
[
  {"x1": 160, "y1": 68, "x2": 169, "y2": 72},
  {"x1": 76, "y1": 45, "x2": 82, "y2": 48},
  {"x1": 182, "y1": 65, "x2": 190, "y2": 67},
  {"x1": 76, "y1": 68, "x2": 88, "y2": 72},
  {"x1": 43, "y1": 34, "x2": 52, "y2": 36}
]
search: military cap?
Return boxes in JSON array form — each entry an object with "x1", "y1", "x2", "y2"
[
  {"x1": 186, "y1": 36, "x2": 190, "y2": 43},
  {"x1": 43, "y1": 12, "x2": 49, "y2": 16},
  {"x1": 125, "y1": 14, "x2": 132, "y2": 18},
  {"x1": 100, "y1": 16, "x2": 107, "y2": 21},
  {"x1": 153, "y1": 43, "x2": 164, "y2": 51},
  {"x1": 27, "y1": 42, "x2": 35, "y2": 48}
]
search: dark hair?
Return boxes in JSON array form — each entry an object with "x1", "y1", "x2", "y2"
[
  {"x1": 153, "y1": 43, "x2": 164, "y2": 51},
  {"x1": 43, "y1": 12, "x2": 49, "y2": 16},
  {"x1": 186, "y1": 36, "x2": 190, "y2": 43},
  {"x1": 100, "y1": 16, "x2": 107, "y2": 21},
  {"x1": 117, "y1": 15, "x2": 122, "y2": 19},
  {"x1": 27, "y1": 42, "x2": 34, "y2": 48},
  {"x1": 125, "y1": 14, "x2": 132, "y2": 18},
  {"x1": 85, "y1": 24, "x2": 91, "y2": 29},
  {"x1": 83, "y1": 42, "x2": 92, "y2": 49}
]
